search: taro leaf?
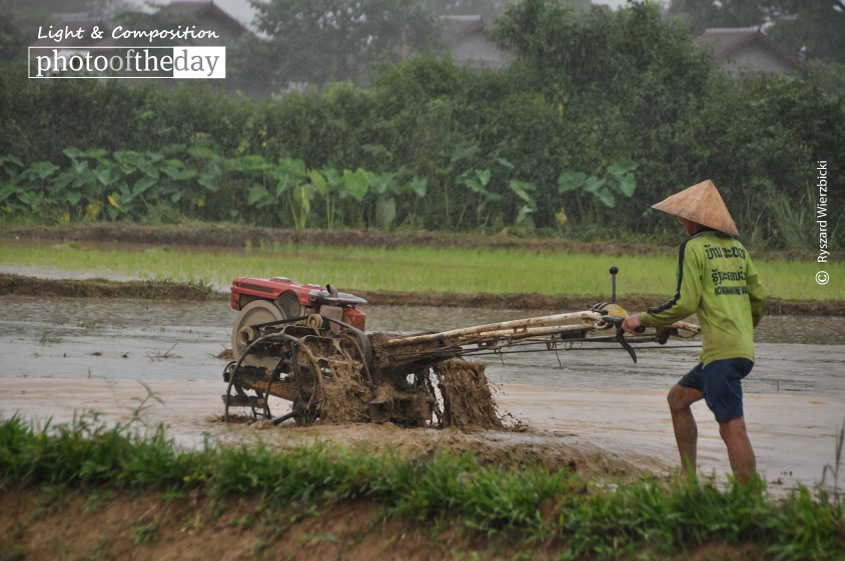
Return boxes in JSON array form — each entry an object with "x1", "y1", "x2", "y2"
[
  {"x1": 450, "y1": 144, "x2": 479, "y2": 163},
  {"x1": 309, "y1": 169, "x2": 328, "y2": 196},
  {"x1": 583, "y1": 176, "x2": 606, "y2": 194},
  {"x1": 616, "y1": 173, "x2": 636, "y2": 197},
  {"x1": 161, "y1": 162, "x2": 196, "y2": 181},
  {"x1": 321, "y1": 165, "x2": 340, "y2": 185},
  {"x1": 496, "y1": 157, "x2": 514, "y2": 169},
  {"x1": 198, "y1": 169, "x2": 219, "y2": 192},
  {"x1": 594, "y1": 187, "x2": 615, "y2": 208},
  {"x1": 0, "y1": 155, "x2": 24, "y2": 169},
  {"x1": 375, "y1": 195, "x2": 396, "y2": 229},
  {"x1": 133, "y1": 176, "x2": 157, "y2": 197},
  {"x1": 31, "y1": 161, "x2": 60, "y2": 180},
  {"x1": 107, "y1": 193, "x2": 126, "y2": 211},
  {"x1": 117, "y1": 180, "x2": 131, "y2": 197},
  {"x1": 145, "y1": 151, "x2": 164, "y2": 163},
  {"x1": 516, "y1": 204, "x2": 535, "y2": 226},
  {"x1": 408, "y1": 177, "x2": 427, "y2": 198},
  {"x1": 0, "y1": 185, "x2": 15, "y2": 203},
  {"x1": 63, "y1": 146, "x2": 84, "y2": 160},
  {"x1": 82, "y1": 148, "x2": 108, "y2": 160},
  {"x1": 558, "y1": 171, "x2": 587, "y2": 193},
  {"x1": 248, "y1": 183, "x2": 271, "y2": 207},
  {"x1": 509, "y1": 180, "x2": 537, "y2": 205},
  {"x1": 292, "y1": 185, "x2": 313, "y2": 213},
  {"x1": 66, "y1": 191, "x2": 82, "y2": 206},
  {"x1": 233, "y1": 154, "x2": 271, "y2": 172},
  {"x1": 160, "y1": 144, "x2": 186, "y2": 156},
  {"x1": 283, "y1": 157, "x2": 306, "y2": 177},
  {"x1": 72, "y1": 159, "x2": 89, "y2": 175},
  {"x1": 608, "y1": 160, "x2": 637, "y2": 197},
  {"x1": 113, "y1": 150, "x2": 143, "y2": 174},
  {"x1": 52, "y1": 171, "x2": 74, "y2": 193},
  {"x1": 342, "y1": 168, "x2": 369, "y2": 202},
  {"x1": 138, "y1": 161, "x2": 159, "y2": 179},
  {"x1": 92, "y1": 164, "x2": 117, "y2": 186},
  {"x1": 161, "y1": 165, "x2": 183, "y2": 180},
  {"x1": 368, "y1": 171, "x2": 395, "y2": 195},
  {"x1": 176, "y1": 169, "x2": 197, "y2": 181},
  {"x1": 476, "y1": 168, "x2": 491, "y2": 187},
  {"x1": 607, "y1": 160, "x2": 637, "y2": 178},
  {"x1": 187, "y1": 146, "x2": 219, "y2": 160},
  {"x1": 271, "y1": 159, "x2": 306, "y2": 194}
]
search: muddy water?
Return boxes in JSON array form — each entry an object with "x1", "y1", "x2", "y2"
[
  {"x1": 2, "y1": 296, "x2": 841, "y2": 397},
  {"x1": 1, "y1": 296, "x2": 843, "y2": 493}
]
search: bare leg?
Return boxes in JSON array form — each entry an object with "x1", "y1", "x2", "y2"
[
  {"x1": 667, "y1": 384, "x2": 704, "y2": 477},
  {"x1": 719, "y1": 416, "x2": 756, "y2": 484}
]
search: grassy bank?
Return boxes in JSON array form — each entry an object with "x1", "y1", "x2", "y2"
[
  {"x1": 0, "y1": 240, "x2": 841, "y2": 302},
  {"x1": 0, "y1": 414, "x2": 842, "y2": 560}
]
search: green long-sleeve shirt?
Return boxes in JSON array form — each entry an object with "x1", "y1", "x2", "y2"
[{"x1": 639, "y1": 229, "x2": 765, "y2": 366}]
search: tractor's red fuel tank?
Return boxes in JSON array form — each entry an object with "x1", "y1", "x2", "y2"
[{"x1": 230, "y1": 276, "x2": 367, "y2": 331}]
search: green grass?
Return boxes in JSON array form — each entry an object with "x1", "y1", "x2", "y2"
[
  {"x1": 0, "y1": 241, "x2": 841, "y2": 301},
  {"x1": 0, "y1": 413, "x2": 842, "y2": 560}
]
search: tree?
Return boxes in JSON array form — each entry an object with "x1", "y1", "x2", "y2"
[
  {"x1": 423, "y1": 0, "x2": 512, "y2": 21},
  {"x1": 664, "y1": 0, "x2": 769, "y2": 35},
  {"x1": 765, "y1": 0, "x2": 845, "y2": 63},
  {"x1": 0, "y1": 0, "x2": 129, "y2": 64},
  {"x1": 244, "y1": 0, "x2": 441, "y2": 89}
]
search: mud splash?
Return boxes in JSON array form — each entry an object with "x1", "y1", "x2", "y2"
[{"x1": 433, "y1": 358, "x2": 502, "y2": 430}]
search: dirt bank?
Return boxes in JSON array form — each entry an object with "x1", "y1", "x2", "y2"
[
  {"x1": 0, "y1": 486, "x2": 763, "y2": 561},
  {"x1": 1, "y1": 273, "x2": 842, "y2": 316},
  {"x1": 1, "y1": 378, "x2": 841, "y2": 561},
  {"x1": 3, "y1": 222, "x2": 839, "y2": 262}
]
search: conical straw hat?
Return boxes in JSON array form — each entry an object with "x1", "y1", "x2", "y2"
[{"x1": 652, "y1": 180, "x2": 739, "y2": 236}]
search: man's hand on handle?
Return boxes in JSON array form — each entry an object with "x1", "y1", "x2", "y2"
[{"x1": 621, "y1": 314, "x2": 643, "y2": 335}]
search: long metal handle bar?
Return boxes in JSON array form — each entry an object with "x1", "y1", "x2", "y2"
[{"x1": 383, "y1": 311, "x2": 605, "y2": 348}]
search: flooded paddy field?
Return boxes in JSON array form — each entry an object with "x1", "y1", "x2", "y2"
[{"x1": 1, "y1": 295, "x2": 844, "y2": 493}]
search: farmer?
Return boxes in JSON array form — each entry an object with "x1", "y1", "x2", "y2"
[{"x1": 621, "y1": 179, "x2": 765, "y2": 484}]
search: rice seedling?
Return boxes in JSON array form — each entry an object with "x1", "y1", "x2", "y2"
[{"x1": 0, "y1": 241, "x2": 840, "y2": 301}]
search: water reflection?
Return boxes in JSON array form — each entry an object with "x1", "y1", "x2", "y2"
[{"x1": 0, "y1": 297, "x2": 842, "y2": 398}]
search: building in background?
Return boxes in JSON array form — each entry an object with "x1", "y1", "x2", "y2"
[
  {"x1": 694, "y1": 27, "x2": 804, "y2": 79},
  {"x1": 440, "y1": 15, "x2": 513, "y2": 71}
]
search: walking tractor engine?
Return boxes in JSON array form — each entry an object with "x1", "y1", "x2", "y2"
[{"x1": 221, "y1": 268, "x2": 701, "y2": 428}]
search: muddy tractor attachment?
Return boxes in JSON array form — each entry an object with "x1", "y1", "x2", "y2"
[{"x1": 222, "y1": 268, "x2": 700, "y2": 428}]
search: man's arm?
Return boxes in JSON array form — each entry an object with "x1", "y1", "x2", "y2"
[
  {"x1": 639, "y1": 240, "x2": 702, "y2": 328},
  {"x1": 746, "y1": 256, "x2": 765, "y2": 327}
]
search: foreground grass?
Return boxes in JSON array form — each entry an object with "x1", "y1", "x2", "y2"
[
  {"x1": 0, "y1": 415, "x2": 842, "y2": 560},
  {"x1": 0, "y1": 241, "x2": 841, "y2": 301}
]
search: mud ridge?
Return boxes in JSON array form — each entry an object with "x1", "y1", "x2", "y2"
[
  {"x1": 1, "y1": 273, "x2": 842, "y2": 316},
  {"x1": 4, "y1": 223, "x2": 839, "y2": 261}
]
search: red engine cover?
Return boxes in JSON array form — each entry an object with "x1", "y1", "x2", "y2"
[{"x1": 230, "y1": 276, "x2": 367, "y2": 331}]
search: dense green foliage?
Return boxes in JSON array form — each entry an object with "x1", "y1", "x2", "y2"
[
  {"x1": 1, "y1": 413, "x2": 843, "y2": 559},
  {"x1": 666, "y1": 0, "x2": 845, "y2": 64},
  {"x1": 1, "y1": 1, "x2": 842, "y2": 248}
]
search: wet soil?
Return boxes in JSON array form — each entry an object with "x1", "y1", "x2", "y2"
[
  {"x1": 2, "y1": 272, "x2": 841, "y2": 316},
  {"x1": 0, "y1": 487, "x2": 765, "y2": 561},
  {"x1": 4, "y1": 222, "x2": 839, "y2": 261}
]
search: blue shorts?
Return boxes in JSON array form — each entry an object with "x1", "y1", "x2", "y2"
[{"x1": 678, "y1": 358, "x2": 754, "y2": 423}]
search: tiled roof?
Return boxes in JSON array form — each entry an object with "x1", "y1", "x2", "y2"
[{"x1": 694, "y1": 27, "x2": 802, "y2": 68}]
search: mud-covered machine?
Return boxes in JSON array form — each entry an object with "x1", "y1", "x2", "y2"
[{"x1": 222, "y1": 268, "x2": 700, "y2": 428}]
